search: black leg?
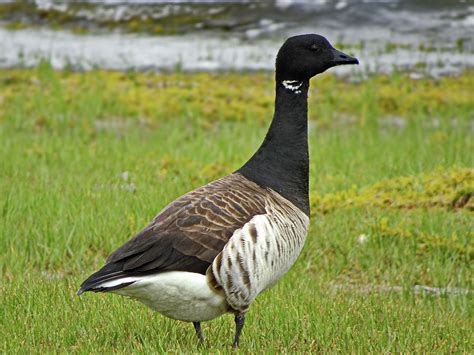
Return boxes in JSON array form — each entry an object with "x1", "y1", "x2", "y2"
[
  {"x1": 232, "y1": 313, "x2": 246, "y2": 348},
  {"x1": 193, "y1": 321, "x2": 205, "y2": 343}
]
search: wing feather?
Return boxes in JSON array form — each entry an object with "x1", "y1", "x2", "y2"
[{"x1": 79, "y1": 174, "x2": 268, "y2": 293}]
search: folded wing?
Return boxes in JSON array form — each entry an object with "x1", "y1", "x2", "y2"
[{"x1": 78, "y1": 174, "x2": 267, "y2": 294}]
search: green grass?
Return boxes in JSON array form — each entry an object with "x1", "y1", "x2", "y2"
[{"x1": 0, "y1": 64, "x2": 473, "y2": 353}]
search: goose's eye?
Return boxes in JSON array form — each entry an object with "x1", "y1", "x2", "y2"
[{"x1": 310, "y1": 44, "x2": 321, "y2": 52}]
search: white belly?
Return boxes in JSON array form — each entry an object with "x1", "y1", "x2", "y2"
[{"x1": 106, "y1": 271, "x2": 228, "y2": 322}]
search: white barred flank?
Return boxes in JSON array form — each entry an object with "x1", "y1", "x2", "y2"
[{"x1": 210, "y1": 190, "x2": 309, "y2": 312}]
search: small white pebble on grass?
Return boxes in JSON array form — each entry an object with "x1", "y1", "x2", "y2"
[
  {"x1": 357, "y1": 234, "x2": 369, "y2": 244},
  {"x1": 120, "y1": 171, "x2": 129, "y2": 182}
]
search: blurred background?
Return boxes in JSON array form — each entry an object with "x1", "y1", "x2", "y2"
[{"x1": 1, "y1": 0, "x2": 473, "y2": 76}]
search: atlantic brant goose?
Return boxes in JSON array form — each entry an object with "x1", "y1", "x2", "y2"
[{"x1": 78, "y1": 34, "x2": 358, "y2": 347}]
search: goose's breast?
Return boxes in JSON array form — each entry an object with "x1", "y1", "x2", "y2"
[{"x1": 210, "y1": 198, "x2": 309, "y2": 312}]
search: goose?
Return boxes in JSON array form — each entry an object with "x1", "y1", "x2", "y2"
[{"x1": 77, "y1": 34, "x2": 358, "y2": 347}]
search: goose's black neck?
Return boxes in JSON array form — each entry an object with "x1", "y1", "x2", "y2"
[{"x1": 237, "y1": 79, "x2": 310, "y2": 215}]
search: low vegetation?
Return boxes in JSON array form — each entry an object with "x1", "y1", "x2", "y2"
[{"x1": 0, "y1": 64, "x2": 472, "y2": 352}]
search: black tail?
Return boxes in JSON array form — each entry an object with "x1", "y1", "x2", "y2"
[{"x1": 77, "y1": 262, "x2": 135, "y2": 296}]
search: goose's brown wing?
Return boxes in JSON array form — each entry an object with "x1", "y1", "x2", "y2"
[
  {"x1": 107, "y1": 173, "x2": 267, "y2": 274},
  {"x1": 79, "y1": 174, "x2": 268, "y2": 293}
]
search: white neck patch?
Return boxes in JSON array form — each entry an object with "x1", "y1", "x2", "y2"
[{"x1": 282, "y1": 80, "x2": 303, "y2": 94}]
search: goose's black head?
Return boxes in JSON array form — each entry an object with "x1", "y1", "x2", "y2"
[{"x1": 276, "y1": 34, "x2": 358, "y2": 81}]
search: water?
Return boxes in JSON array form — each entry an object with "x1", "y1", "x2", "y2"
[{"x1": 0, "y1": 0, "x2": 473, "y2": 76}]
